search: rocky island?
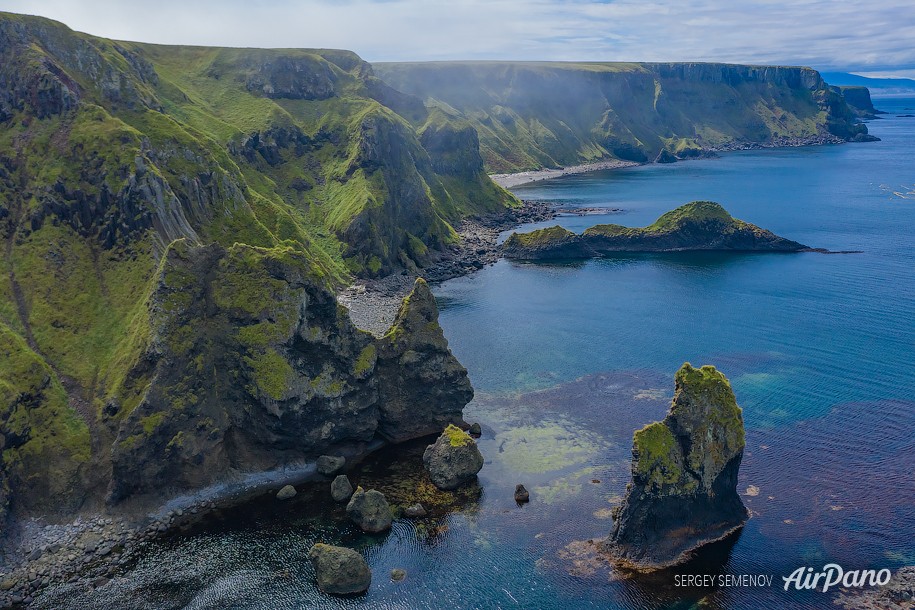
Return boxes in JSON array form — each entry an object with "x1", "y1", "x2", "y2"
[
  {"x1": 502, "y1": 201, "x2": 808, "y2": 259},
  {"x1": 605, "y1": 363, "x2": 749, "y2": 571}
]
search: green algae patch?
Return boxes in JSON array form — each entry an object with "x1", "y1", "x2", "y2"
[
  {"x1": 443, "y1": 424, "x2": 473, "y2": 447},
  {"x1": 494, "y1": 419, "x2": 603, "y2": 474}
]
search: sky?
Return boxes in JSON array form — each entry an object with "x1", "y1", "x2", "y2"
[{"x1": 2, "y1": 0, "x2": 915, "y2": 77}]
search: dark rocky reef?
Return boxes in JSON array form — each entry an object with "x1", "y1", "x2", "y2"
[
  {"x1": 604, "y1": 363, "x2": 748, "y2": 571},
  {"x1": 503, "y1": 201, "x2": 807, "y2": 260}
]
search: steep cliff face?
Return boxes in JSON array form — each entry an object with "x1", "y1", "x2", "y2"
[
  {"x1": 106, "y1": 250, "x2": 471, "y2": 506},
  {"x1": 832, "y1": 85, "x2": 879, "y2": 119},
  {"x1": 0, "y1": 12, "x2": 483, "y2": 522},
  {"x1": 605, "y1": 363, "x2": 748, "y2": 571},
  {"x1": 503, "y1": 201, "x2": 807, "y2": 260},
  {"x1": 375, "y1": 279, "x2": 473, "y2": 442},
  {"x1": 375, "y1": 61, "x2": 873, "y2": 173}
]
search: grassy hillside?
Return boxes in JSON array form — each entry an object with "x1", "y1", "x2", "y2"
[
  {"x1": 375, "y1": 61, "x2": 871, "y2": 173},
  {"x1": 0, "y1": 12, "x2": 510, "y2": 518}
]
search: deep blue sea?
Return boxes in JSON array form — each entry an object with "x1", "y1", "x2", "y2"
[{"x1": 36, "y1": 99, "x2": 915, "y2": 609}]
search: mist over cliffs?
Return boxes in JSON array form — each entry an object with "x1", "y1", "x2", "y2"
[{"x1": 375, "y1": 61, "x2": 872, "y2": 172}]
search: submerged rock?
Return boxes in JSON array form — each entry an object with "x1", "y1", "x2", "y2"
[
  {"x1": 404, "y1": 503, "x2": 427, "y2": 518},
  {"x1": 276, "y1": 485, "x2": 297, "y2": 500},
  {"x1": 390, "y1": 568, "x2": 407, "y2": 582},
  {"x1": 422, "y1": 424, "x2": 485, "y2": 490},
  {"x1": 331, "y1": 475, "x2": 354, "y2": 502},
  {"x1": 308, "y1": 543, "x2": 371, "y2": 596},
  {"x1": 514, "y1": 484, "x2": 530, "y2": 504},
  {"x1": 346, "y1": 487, "x2": 393, "y2": 533},
  {"x1": 317, "y1": 456, "x2": 346, "y2": 477},
  {"x1": 604, "y1": 363, "x2": 748, "y2": 571}
]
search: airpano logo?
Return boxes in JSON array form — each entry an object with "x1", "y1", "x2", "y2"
[{"x1": 782, "y1": 564, "x2": 892, "y2": 592}]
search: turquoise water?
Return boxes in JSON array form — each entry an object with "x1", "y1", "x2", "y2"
[{"x1": 36, "y1": 100, "x2": 915, "y2": 609}]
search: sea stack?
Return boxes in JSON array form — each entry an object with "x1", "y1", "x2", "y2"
[{"x1": 605, "y1": 363, "x2": 749, "y2": 571}]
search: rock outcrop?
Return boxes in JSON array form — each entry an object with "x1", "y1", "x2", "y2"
[
  {"x1": 308, "y1": 543, "x2": 372, "y2": 596},
  {"x1": 503, "y1": 201, "x2": 807, "y2": 260},
  {"x1": 604, "y1": 363, "x2": 748, "y2": 571},
  {"x1": 346, "y1": 487, "x2": 393, "y2": 533},
  {"x1": 422, "y1": 425, "x2": 485, "y2": 490},
  {"x1": 375, "y1": 279, "x2": 473, "y2": 442}
]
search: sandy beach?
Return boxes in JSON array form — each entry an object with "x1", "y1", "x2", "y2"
[{"x1": 490, "y1": 159, "x2": 640, "y2": 188}]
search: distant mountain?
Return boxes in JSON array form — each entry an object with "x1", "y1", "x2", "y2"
[{"x1": 822, "y1": 72, "x2": 915, "y2": 95}]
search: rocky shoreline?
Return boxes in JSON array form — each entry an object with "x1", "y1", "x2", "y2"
[
  {"x1": 339, "y1": 199, "x2": 557, "y2": 336},
  {"x1": 489, "y1": 134, "x2": 868, "y2": 189}
]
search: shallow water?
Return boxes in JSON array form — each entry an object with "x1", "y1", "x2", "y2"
[{"x1": 36, "y1": 99, "x2": 915, "y2": 609}]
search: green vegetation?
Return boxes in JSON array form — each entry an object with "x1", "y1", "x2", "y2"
[
  {"x1": 585, "y1": 201, "x2": 742, "y2": 237},
  {"x1": 375, "y1": 61, "x2": 865, "y2": 173},
  {"x1": 506, "y1": 226, "x2": 576, "y2": 247},
  {"x1": 632, "y1": 422, "x2": 681, "y2": 489},
  {"x1": 443, "y1": 424, "x2": 473, "y2": 447}
]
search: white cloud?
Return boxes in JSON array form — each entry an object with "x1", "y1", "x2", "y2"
[{"x1": 1, "y1": 0, "x2": 913, "y2": 72}]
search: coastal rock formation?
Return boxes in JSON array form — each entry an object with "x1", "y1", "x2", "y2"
[
  {"x1": 604, "y1": 363, "x2": 748, "y2": 571},
  {"x1": 376, "y1": 61, "x2": 873, "y2": 174},
  {"x1": 375, "y1": 279, "x2": 474, "y2": 442},
  {"x1": 833, "y1": 85, "x2": 881, "y2": 119},
  {"x1": 423, "y1": 425, "x2": 485, "y2": 490},
  {"x1": 503, "y1": 201, "x2": 807, "y2": 260},
  {"x1": 307, "y1": 543, "x2": 372, "y2": 596},
  {"x1": 346, "y1": 487, "x2": 393, "y2": 533}
]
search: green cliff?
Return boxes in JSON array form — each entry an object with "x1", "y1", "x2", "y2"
[
  {"x1": 503, "y1": 201, "x2": 807, "y2": 259},
  {"x1": 0, "y1": 12, "x2": 483, "y2": 521},
  {"x1": 375, "y1": 61, "x2": 873, "y2": 173}
]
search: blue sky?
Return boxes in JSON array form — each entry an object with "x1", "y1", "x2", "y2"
[{"x1": 3, "y1": 0, "x2": 914, "y2": 77}]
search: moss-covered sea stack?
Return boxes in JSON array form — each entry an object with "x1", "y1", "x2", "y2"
[
  {"x1": 503, "y1": 201, "x2": 808, "y2": 260},
  {"x1": 605, "y1": 363, "x2": 749, "y2": 571}
]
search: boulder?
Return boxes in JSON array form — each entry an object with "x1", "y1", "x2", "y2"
[
  {"x1": 422, "y1": 425, "x2": 484, "y2": 490},
  {"x1": 346, "y1": 488, "x2": 393, "y2": 533},
  {"x1": 307, "y1": 543, "x2": 371, "y2": 596},
  {"x1": 468, "y1": 422, "x2": 482, "y2": 436},
  {"x1": 317, "y1": 455, "x2": 346, "y2": 477},
  {"x1": 331, "y1": 475, "x2": 354, "y2": 503},
  {"x1": 604, "y1": 363, "x2": 749, "y2": 571},
  {"x1": 404, "y1": 503, "x2": 427, "y2": 518},
  {"x1": 514, "y1": 484, "x2": 530, "y2": 504},
  {"x1": 276, "y1": 485, "x2": 297, "y2": 500}
]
